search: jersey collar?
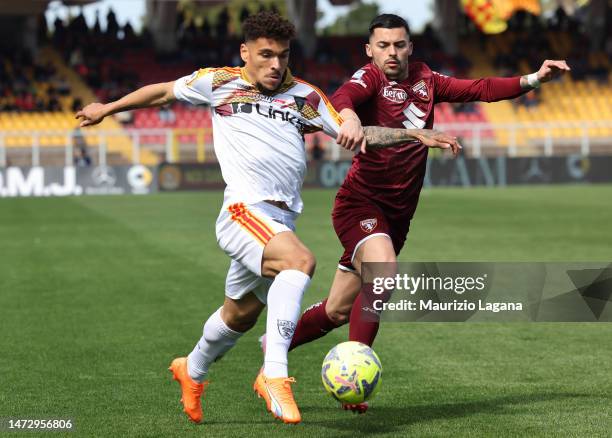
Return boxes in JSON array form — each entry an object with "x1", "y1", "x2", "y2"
[{"x1": 370, "y1": 61, "x2": 410, "y2": 85}]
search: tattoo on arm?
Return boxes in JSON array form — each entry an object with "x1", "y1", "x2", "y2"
[{"x1": 364, "y1": 126, "x2": 428, "y2": 148}]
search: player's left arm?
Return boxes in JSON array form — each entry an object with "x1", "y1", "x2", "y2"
[
  {"x1": 435, "y1": 59, "x2": 570, "y2": 103},
  {"x1": 338, "y1": 108, "x2": 366, "y2": 153},
  {"x1": 519, "y1": 59, "x2": 571, "y2": 88},
  {"x1": 316, "y1": 92, "x2": 460, "y2": 156},
  {"x1": 363, "y1": 126, "x2": 462, "y2": 156}
]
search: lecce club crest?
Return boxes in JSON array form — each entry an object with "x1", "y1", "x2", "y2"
[
  {"x1": 277, "y1": 319, "x2": 296, "y2": 340},
  {"x1": 360, "y1": 218, "x2": 378, "y2": 233}
]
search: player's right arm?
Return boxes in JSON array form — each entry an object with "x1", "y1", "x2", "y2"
[
  {"x1": 76, "y1": 81, "x2": 176, "y2": 127},
  {"x1": 332, "y1": 67, "x2": 378, "y2": 152},
  {"x1": 76, "y1": 68, "x2": 215, "y2": 127}
]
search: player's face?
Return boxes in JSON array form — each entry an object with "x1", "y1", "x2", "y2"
[
  {"x1": 366, "y1": 27, "x2": 413, "y2": 80},
  {"x1": 241, "y1": 38, "x2": 290, "y2": 92}
]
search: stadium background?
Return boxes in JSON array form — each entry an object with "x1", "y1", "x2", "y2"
[{"x1": 1, "y1": 0, "x2": 611, "y2": 436}]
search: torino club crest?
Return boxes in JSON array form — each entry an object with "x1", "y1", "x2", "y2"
[
  {"x1": 411, "y1": 80, "x2": 430, "y2": 101},
  {"x1": 360, "y1": 218, "x2": 378, "y2": 233}
]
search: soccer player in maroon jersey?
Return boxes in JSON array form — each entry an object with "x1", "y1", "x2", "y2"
[{"x1": 283, "y1": 13, "x2": 570, "y2": 413}]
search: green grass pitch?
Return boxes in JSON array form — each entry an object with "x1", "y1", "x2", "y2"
[{"x1": 1, "y1": 185, "x2": 611, "y2": 437}]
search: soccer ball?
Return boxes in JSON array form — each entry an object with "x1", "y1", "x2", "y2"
[{"x1": 321, "y1": 341, "x2": 382, "y2": 404}]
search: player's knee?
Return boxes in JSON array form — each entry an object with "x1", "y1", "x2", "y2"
[
  {"x1": 281, "y1": 250, "x2": 316, "y2": 276},
  {"x1": 366, "y1": 255, "x2": 397, "y2": 278},
  {"x1": 223, "y1": 308, "x2": 258, "y2": 333},
  {"x1": 325, "y1": 299, "x2": 352, "y2": 326},
  {"x1": 327, "y1": 308, "x2": 350, "y2": 326}
]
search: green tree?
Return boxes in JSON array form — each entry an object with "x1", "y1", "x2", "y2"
[
  {"x1": 178, "y1": 0, "x2": 286, "y2": 35},
  {"x1": 322, "y1": 1, "x2": 379, "y2": 36}
]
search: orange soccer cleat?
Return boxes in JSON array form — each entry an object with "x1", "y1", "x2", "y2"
[
  {"x1": 253, "y1": 369, "x2": 301, "y2": 424},
  {"x1": 169, "y1": 357, "x2": 209, "y2": 423}
]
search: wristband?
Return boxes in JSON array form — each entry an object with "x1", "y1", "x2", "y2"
[{"x1": 527, "y1": 73, "x2": 541, "y2": 88}]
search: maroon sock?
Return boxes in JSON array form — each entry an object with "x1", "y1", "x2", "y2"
[
  {"x1": 348, "y1": 284, "x2": 391, "y2": 347},
  {"x1": 289, "y1": 299, "x2": 339, "y2": 351}
]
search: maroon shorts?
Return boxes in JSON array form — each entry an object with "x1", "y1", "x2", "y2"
[{"x1": 332, "y1": 188, "x2": 411, "y2": 271}]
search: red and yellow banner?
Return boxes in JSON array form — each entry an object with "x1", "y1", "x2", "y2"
[{"x1": 462, "y1": 0, "x2": 542, "y2": 34}]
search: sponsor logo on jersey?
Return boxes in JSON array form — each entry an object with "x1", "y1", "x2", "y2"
[
  {"x1": 360, "y1": 218, "x2": 378, "y2": 233},
  {"x1": 382, "y1": 86, "x2": 408, "y2": 103},
  {"x1": 294, "y1": 96, "x2": 306, "y2": 111},
  {"x1": 349, "y1": 69, "x2": 368, "y2": 88},
  {"x1": 217, "y1": 102, "x2": 307, "y2": 133},
  {"x1": 411, "y1": 80, "x2": 430, "y2": 101},
  {"x1": 352, "y1": 69, "x2": 366, "y2": 80}
]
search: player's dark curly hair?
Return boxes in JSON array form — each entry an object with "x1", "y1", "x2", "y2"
[{"x1": 243, "y1": 11, "x2": 296, "y2": 42}]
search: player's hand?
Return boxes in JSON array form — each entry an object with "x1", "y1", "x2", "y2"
[
  {"x1": 414, "y1": 130, "x2": 462, "y2": 156},
  {"x1": 536, "y1": 60, "x2": 571, "y2": 83},
  {"x1": 75, "y1": 103, "x2": 108, "y2": 127},
  {"x1": 337, "y1": 118, "x2": 367, "y2": 153}
]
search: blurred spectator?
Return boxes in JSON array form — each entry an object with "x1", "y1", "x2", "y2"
[
  {"x1": 92, "y1": 10, "x2": 102, "y2": 36},
  {"x1": 74, "y1": 146, "x2": 92, "y2": 167},
  {"x1": 70, "y1": 9, "x2": 88, "y2": 37},
  {"x1": 53, "y1": 16, "x2": 65, "y2": 43},
  {"x1": 518, "y1": 89, "x2": 540, "y2": 109},
  {"x1": 37, "y1": 13, "x2": 48, "y2": 43},
  {"x1": 72, "y1": 97, "x2": 83, "y2": 113},
  {"x1": 55, "y1": 77, "x2": 71, "y2": 96},
  {"x1": 69, "y1": 47, "x2": 84, "y2": 69},
  {"x1": 454, "y1": 102, "x2": 477, "y2": 114},
  {"x1": 216, "y1": 7, "x2": 229, "y2": 38},
  {"x1": 114, "y1": 110, "x2": 134, "y2": 125},
  {"x1": 73, "y1": 128, "x2": 92, "y2": 167},
  {"x1": 201, "y1": 17, "x2": 211, "y2": 38},
  {"x1": 176, "y1": 8, "x2": 185, "y2": 32},
  {"x1": 106, "y1": 8, "x2": 119, "y2": 38},
  {"x1": 159, "y1": 106, "x2": 176, "y2": 124},
  {"x1": 310, "y1": 136, "x2": 325, "y2": 162},
  {"x1": 240, "y1": 5, "x2": 250, "y2": 23},
  {"x1": 47, "y1": 94, "x2": 61, "y2": 112}
]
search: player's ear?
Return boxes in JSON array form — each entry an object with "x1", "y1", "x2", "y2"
[
  {"x1": 365, "y1": 43, "x2": 373, "y2": 58},
  {"x1": 240, "y1": 43, "x2": 249, "y2": 64},
  {"x1": 407, "y1": 41, "x2": 413, "y2": 56}
]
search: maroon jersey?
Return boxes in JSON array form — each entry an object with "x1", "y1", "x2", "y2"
[{"x1": 331, "y1": 62, "x2": 525, "y2": 219}]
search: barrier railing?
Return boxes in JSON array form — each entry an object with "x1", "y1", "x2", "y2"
[{"x1": 0, "y1": 121, "x2": 611, "y2": 167}]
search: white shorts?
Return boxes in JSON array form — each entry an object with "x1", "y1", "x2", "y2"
[{"x1": 216, "y1": 201, "x2": 298, "y2": 304}]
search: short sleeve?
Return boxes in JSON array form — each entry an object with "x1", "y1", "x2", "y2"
[
  {"x1": 173, "y1": 69, "x2": 214, "y2": 106},
  {"x1": 331, "y1": 65, "x2": 380, "y2": 112},
  {"x1": 311, "y1": 89, "x2": 344, "y2": 138}
]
